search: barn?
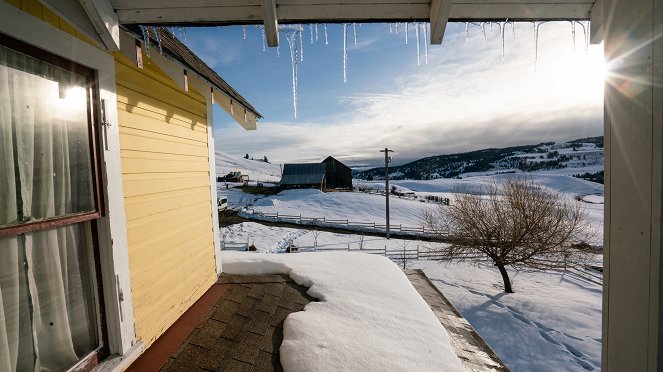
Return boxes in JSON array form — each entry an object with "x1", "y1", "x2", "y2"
[{"x1": 322, "y1": 156, "x2": 352, "y2": 189}]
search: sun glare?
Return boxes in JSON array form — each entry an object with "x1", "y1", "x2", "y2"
[
  {"x1": 548, "y1": 43, "x2": 605, "y2": 98},
  {"x1": 58, "y1": 86, "x2": 87, "y2": 112}
]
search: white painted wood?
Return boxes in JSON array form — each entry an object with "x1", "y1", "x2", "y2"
[
  {"x1": 602, "y1": 0, "x2": 663, "y2": 369},
  {"x1": 213, "y1": 90, "x2": 258, "y2": 130},
  {"x1": 205, "y1": 91, "x2": 223, "y2": 276},
  {"x1": 589, "y1": 0, "x2": 604, "y2": 44},
  {"x1": 37, "y1": 0, "x2": 104, "y2": 46},
  {"x1": 430, "y1": 0, "x2": 452, "y2": 44},
  {"x1": 78, "y1": 0, "x2": 120, "y2": 50},
  {"x1": 262, "y1": 0, "x2": 279, "y2": 47},
  {"x1": 114, "y1": 2, "x2": 593, "y2": 24},
  {"x1": 186, "y1": 75, "x2": 224, "y2": 275},
  {"x1": 91, "y1": 341, "x2": 144, "y2": 372},
  {"x1": 149, "y1": 48, "x2": 188, "y2": 90},
  {"x1": 0, "y1": 3, "x2": 137, "y2": 355},
  {"x1": 118, "y1": 29, "x2": 139, "y2": 66}
]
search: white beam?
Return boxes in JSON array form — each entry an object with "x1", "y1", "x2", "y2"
[
  {"x1": 429, "y1": 0, "x2": 452, "y2": 44},
  {"x1": 589, "y1": 0, "x2": 604, "y2": 44},
  {"x1": 79, "y1": 0, "x2": 120, "y2": 50},
  {"x1": 38, "y1": 0, "x2": 104, "y2": 47},
  {"x1": 262, "y1": 0, "x2": 279, "y2": 47}
]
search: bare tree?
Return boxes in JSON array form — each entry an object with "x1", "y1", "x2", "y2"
[{"x1": 423, "y1": 177, "x2": 590, "y2": 293}]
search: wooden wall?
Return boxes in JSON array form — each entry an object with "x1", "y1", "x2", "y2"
[{"x1": 114, "y1": 52, "x2": 217, "y2": 347}]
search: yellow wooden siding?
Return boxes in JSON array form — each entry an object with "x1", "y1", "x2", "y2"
[
  {"x1": 115, "y1": 52, "x2": 217, "y2": 347},
  {"x1": 4, "y1": 0, "x2": 96, "y2": 46}
]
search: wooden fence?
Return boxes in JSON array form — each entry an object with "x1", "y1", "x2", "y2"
[{"x1": 242, "y1": 208, "x2": 446, "y2": 236}]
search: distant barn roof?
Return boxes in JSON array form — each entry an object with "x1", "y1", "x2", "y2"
[{"x1": 280, "y1": 163, "x2": 326, "y2": 185}]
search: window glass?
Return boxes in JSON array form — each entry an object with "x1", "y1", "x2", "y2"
[
  {"x1": 0, "y1": 44, "x2": 95, "y2": 229},
  {"x1": 0, "y1": 221, "x2": 99, "y2": 371}
]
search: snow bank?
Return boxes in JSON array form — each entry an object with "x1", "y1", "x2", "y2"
[
  {"x1": 221, "y1": 251, "x2": 465, "y2": 372},
  {"x1": 216, "y1": 150, "x2": 282, "y2": 182}
]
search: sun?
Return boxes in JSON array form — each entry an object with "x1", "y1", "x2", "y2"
[{"x1": 549, "y1": 43, "x2": 605, "y2": 98}]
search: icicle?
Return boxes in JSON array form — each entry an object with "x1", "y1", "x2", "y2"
[
  {"x1": 465, "y1": 22, "x2": 470, "y2": 42},
  {"x1": 171, "y1": 27, "x2": 176, "y2": 38},
  {"x1": 422, "y1": 23, "x2": 429, "y2": 65},
  {"x1": 151, "y1": 26, "x2": 163, "y2": 54},
  {"x1": 315, "y1": 24, "x2": 319, "y2": 42},
  {"x1": 277, "y1": 44, "x2": 280, "y2": 58},
  {"x1": 182, "y1": 28, "x2": 187, "y2": 43},
  {"x1": 343, "y1": 23, "x2": 348, "y2": 83},
  {"x1": 480, "y1": 22, "x2": 487, "y2": 45},
  {"x1": 324, "y1": 24, "x2": 329, "y2": 45},
  {"x1": 415, "y1": 23, "x2": 421, "y2": 66},
  {"x1": 511, "y1": 21, "x2": 516, "y2": 40},
  {"x1": 300, "y1": 28, "x2": 304, "y2": 62},
  {"x1": 489, "y1": 22, "x2": 493, "y2": 32},
  {"x1": 389, "y1": 23, "x2": 394, "y2": 33},
  {"x1": 243, "y1": 25, "x2": 247, "y2": 40},
  {"x1": 534, "y1": 21, "x2": 543, "y2": 71},
  {"x1": 499, "y1": 21, "x2": 506, "y2": 63},
  {"x1": 139, "y1": 26, "x2": 150, "y2": 57},
  {"x1": 405, "y1": 23, "x2": 409, "y2": 45},
  {"x1": 310, "y1": 24, "x2": 314, "y2": 44},
  {"x1": 578, "y1": 21, "x2": 590, "y2": 56},
  {"x1": 261, "y1": 26, "x2": 266, "y2": 52},
  {"x1": 571, "y1": 21, "x2": 576, "y2": 52},
  {"x1": 285, "y1": 31, "x2": 300, "y2": 118},
  {"x1": 353, "y1": 23, "x2": 357, "y2": 45}
]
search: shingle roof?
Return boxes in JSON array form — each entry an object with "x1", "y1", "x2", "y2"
[{"x1": 124, "y1": 25, "x2": 262, "y2": 119}]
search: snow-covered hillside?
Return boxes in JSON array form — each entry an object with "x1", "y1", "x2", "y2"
[
  {"x1": 215, "y1": 150, "x2": 282, "y2": 182},
  {"x1": 356, "y1": 137, "x2": 604, "y2": 181}
]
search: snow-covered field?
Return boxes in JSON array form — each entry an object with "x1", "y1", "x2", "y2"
[
  {"x1": 415, "y1": 260, "x2": 602, "y2": 371},
  {"x1": 216, "y1": 150, "x2": 282, "y2": 183},
  {"x1": 217, "y1": 150, "x2": 604, "y2": 371}
]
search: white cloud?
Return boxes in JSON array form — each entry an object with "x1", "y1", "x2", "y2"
[{"x1": 214, "y1": 22, "x2": 603, "y2": 167}]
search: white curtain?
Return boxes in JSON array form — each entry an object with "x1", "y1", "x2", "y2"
[{"x1": 0, "y1": 46, "x2": 97, "y2": 371}]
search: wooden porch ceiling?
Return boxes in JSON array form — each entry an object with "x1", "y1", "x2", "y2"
[
  {"x1": 110, "y1": 0, "x2": 595, "y2": 25},
  {"x1": 109, "y1": 0, "x2": 597, "y2": 46}
]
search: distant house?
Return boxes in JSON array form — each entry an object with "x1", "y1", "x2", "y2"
[
  {"x1": 280, "y1": 163, "x2": 327, "y2": 189},
  {"x1": 280, "y1": 157, "x2": 352, "y2": 190},
  {"x1": 322, "y1": 156, "x2": 352, "y2": 189}
]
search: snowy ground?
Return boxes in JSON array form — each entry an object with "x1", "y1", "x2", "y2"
[
  {"x1": 221, "y1": 223, "x2": 603, "y2": 371},
  {"x1": 415, "y1": 260, "x2": 602, "y2": 372},
  {"x1": 222, "y1": 251, "x2": 465, "y2": 372}
]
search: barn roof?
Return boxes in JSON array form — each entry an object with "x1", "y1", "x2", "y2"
[{"x1": 280, "y1": 163, "x2": 326, "y2": 185}]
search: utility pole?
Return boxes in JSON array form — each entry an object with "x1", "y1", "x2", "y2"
[{"x1": 380, "y1": 148, "x2": 394, "y2": 239}]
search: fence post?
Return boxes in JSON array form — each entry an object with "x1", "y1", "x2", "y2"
[
  {"x1": 346, "y1": 219, "x2": 349, "y2": 225},
  {"x1": 384, "y1": 244, "x2": 387, "y2": 257},
  {"x1": 276, "y1": 211, "x2": 279, "y2": 218},
  {"x1": 323, "y1": 216, "x2": 326, "y2": 222},
  {"x1": 417, "y1": 245, "x2": 419, "y2": 260},
  {"x1": 299, "y1": 214, "x2": 302, "y2": 223},
  {"x1": 348, "y1": 243, "x2": 350, "y2": 251}
]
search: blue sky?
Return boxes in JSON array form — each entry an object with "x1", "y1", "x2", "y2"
[{"x1": 184, "y1": 22, "x2": 604, "y2": 167}]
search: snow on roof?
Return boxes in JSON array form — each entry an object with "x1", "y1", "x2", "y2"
[{"x1": 221, "y1": 251, "x2": 465, "y2": 371}]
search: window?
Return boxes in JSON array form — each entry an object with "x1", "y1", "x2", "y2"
[{"x1": 0, "y1": 34, "x2": 107, "y2": 371}]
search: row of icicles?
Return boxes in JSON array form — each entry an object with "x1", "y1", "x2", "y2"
[{"x1": 139, "y1": 20, "x2": 591, "y2": 119}]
